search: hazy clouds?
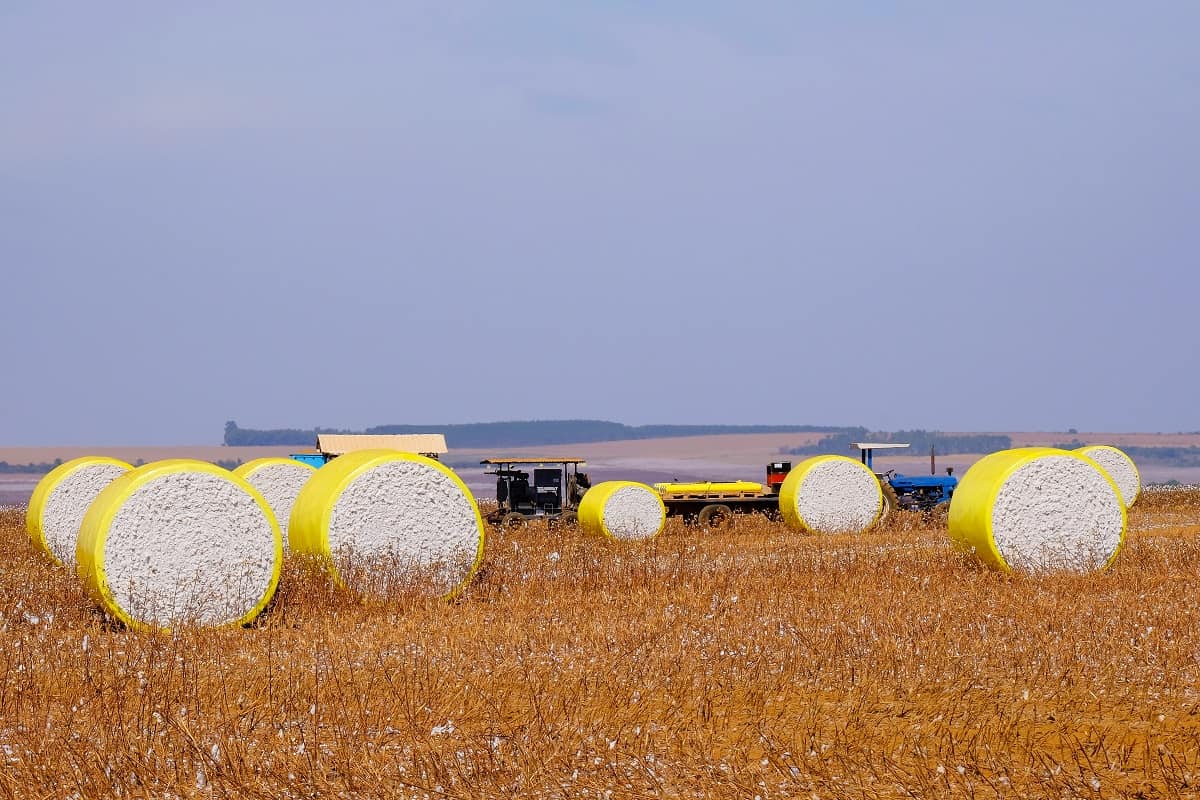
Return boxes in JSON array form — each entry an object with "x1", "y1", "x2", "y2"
[{"x1": 1, "y1": 3, "x2": 1196, "y2": 443}]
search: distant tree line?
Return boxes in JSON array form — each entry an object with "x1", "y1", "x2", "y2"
[
  {"x1": 223, "y1": 420, "x2": 858, "y2": 449},
  {"x1": 223, "y1": 421, "x2": 353, "y2": 447},
  {"x1": 0, "y1": 459, "x2": 63, "y2": 474},
  {"x1": 1053, "y1": 441, "x2": 1200, "y2": 468},
  {"x1": 782, "y1": 429, "x2": 1014, "y2": 457}
]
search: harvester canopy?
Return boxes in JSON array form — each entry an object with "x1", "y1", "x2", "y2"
[{"x1": 479, "y1": 457, "x2": 587, "y2": 466}]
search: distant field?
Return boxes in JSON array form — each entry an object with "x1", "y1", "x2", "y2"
[
  {"x1": 451, "y1": 431, "x2": 1200, "y2": 489},
  {"x1": 1006, "y1": 431, "x2": 1200, "y2": 447},
  {"x1": 0, "y1": 446, "x2": 300, "y2": 504},
  {"x1": 11, "y1": 431, "x2": 1200, "y2": 470},
  {"x1": 0, "y1": 444, "x2": 300, "y2": 465},
  {"x1": 4, "y1": 433, "x2": 1200, "y2": 506},
  {"x1": 2, "y1": 491, "x2": 1199, "y2": 796}
]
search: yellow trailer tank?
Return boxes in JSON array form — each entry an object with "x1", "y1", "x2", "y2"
[{"x1": 654, "y1": 481, "x2": 764, "y2": 497}]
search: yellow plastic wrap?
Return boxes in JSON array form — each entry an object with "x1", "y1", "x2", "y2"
[
  {"x1": 778, "y1": 455, "x2": 883, "y2": 534},
  {"x1": 948, "y1": 448, "x2": 1127, "y2": 572},
  {"x1": 653, "y1": 481, "x2": 763, "y2": 496},
  {"x1": 76, "y1": 459, "x2": 283, "y2": 631},
  {"x1": 1073, "y1": 445, "x2": 1141, "y2": 508},
  {"x1": 578, "y1": 480, "x2": 666, "y2": 541},
  {"x1": 288, "y1": 449, "x2": 486, "y2": 599},
  {"x1": 26, "y1": 456, "x2": 133, "y2": 566}
]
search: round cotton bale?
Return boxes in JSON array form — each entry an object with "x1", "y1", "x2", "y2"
[
  {"x1": 26, "y1": 456, "x2": 133, "y2": 568},
  {"x1": 778, "y1": 455, "x2": 884, "y2": 534},
  {"x1": 1074, "y1": 445, "x2": 1141, "y2": 509},
  {"x1": 233, "y1": 457, "x2": 317, "y2": 546},
  {"x1": 76, "y1": 460, "x2": 283, "y2": 630},
  {"x1": 578, "y1": 481, "x2": 666, "y2": 541},
  {"x1": 288, "y1": 449, "x2": 485, "y2": 598},
  {"x1": 948, "y1": 448, "x2": 1126, "y2": 574}
]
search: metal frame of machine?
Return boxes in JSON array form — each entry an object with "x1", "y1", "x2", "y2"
[
  {"x1": 480, "y1": 457, "x2": 590, "y2": 527},
  {"x1": 853, "y1": 442, "x2": 958, "y2": 513}
]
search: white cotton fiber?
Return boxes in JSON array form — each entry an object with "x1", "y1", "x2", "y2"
[
  {"x1": 76, "y1": 460, "x2": 283, "y2": 629},
  {"x1": 779, "y1": 456, "x2": 883, "y2": 535},
  {"x1": 27, "y1": 457, "x2": 132, "y2": 568},
  {"x1": 1075, "y1": 445, "x2": 1141, "y2": 509},
  {"x1": 579, "y1": 482, "x2": 666, "y2": 541},
  {"x1": 234, "y1": 458, "x2": 316, "y2": 546},
  {"x1": 288, "y1": 450, "x2": 486, "y2": 597},
  {"x1": 949, "y1": 448, "x2": 1126, "y2": 574}
]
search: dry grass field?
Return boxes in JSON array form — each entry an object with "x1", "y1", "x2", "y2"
[{"x1": 2, "y1": 493, "x2": 1200, "y2": 798}]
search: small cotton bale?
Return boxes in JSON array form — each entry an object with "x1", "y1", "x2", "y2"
[
  {"x1": 26, "y1": 456, "x2": 133, "y2": 568},
  {"x1": 1074, "y1": 445, "x2": 1141, "y2": 509},
  {"x1": 948, "y1": 447, "x2": 1126, "y2": 573},
  {"x1": 76, "y1": 460, "x2": 283, "y2": 630},
  {"x1": 233, "y1": 458, "x2": 317, "y2": 546},
  {"x1": 578, "y1": 481, "x2": 666, "y2": 541},
  {"x1": 288, "y1": 449, "x2": 485, "y2": 597},
  {"x1": 778, "y1": 455, "x2": 883, "y2": 534}
]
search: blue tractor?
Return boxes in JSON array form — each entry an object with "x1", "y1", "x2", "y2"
[{"x1": 853, "y1": 442, "x2": 958, "y2": 518}]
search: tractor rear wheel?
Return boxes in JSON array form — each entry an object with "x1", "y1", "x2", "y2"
[
  {"x1": 698, "y1": 504, "x2": 732, "y2": 528},
  {"x1": 501, "y1": 512, "x2": 527, "y2": 529},
  {"x1": 879, "y1": 481, "x2": 901, "y2": 521},
  {"x1": 557, "y1": 510, "x2": 578, "y2": 526}
]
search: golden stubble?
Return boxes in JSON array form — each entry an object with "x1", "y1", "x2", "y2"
[{"x1": 0, "y1": 491, "x2": 1199, "y2": 798}]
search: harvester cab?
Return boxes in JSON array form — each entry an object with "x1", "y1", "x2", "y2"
[
  {"x1": 480, "y1": 458, "x2": 590, "y2": 527},
  {"x1": 853, "y1": 442, "x2": 958, "y2": 514}
]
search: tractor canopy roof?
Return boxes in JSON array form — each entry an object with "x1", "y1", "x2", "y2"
[{"x1": 317, "y1": 433, "x2": 448, "y2": 456}]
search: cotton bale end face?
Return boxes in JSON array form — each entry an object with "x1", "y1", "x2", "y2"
[
  {"x1": 578, "y1": 481, "x2": 666, "y2": 541},
  {"x1": 1074, "y1": 445, "x2": 1141, "y2": 508},
  {"x1": 778, "y1": 455, "x2": 883, "y2": 534},
  {"x1": 233, "y1": 458, "x2": 317, "y2": 546},
  {"x1": 76, "y1": 460, "x2": 283, "y2": 631},
  {"x1": 26, "y1": 456, "x2": 133, "y2": 568},
  {"x1": 948, "y1": 448, "x2": 1126, "y2": 574},
  {"x1": 288, "y1": 449, "x2": 485, "y2": 598}
]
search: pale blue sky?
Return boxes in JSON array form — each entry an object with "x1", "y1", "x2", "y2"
[{"x1": 1, "y1": 3, "x2": 1196, "y2": 445}]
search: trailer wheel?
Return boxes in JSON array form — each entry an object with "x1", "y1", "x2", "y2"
[
  {"x1": 557, "y1": 510, "x2": 578, "y2": 526},
  {"x1": 698, "y1": 504, "x2": 732, "y2": 528},
  {"x1": 501, "y1": 512, "x2": 527, "y2": 528}
]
